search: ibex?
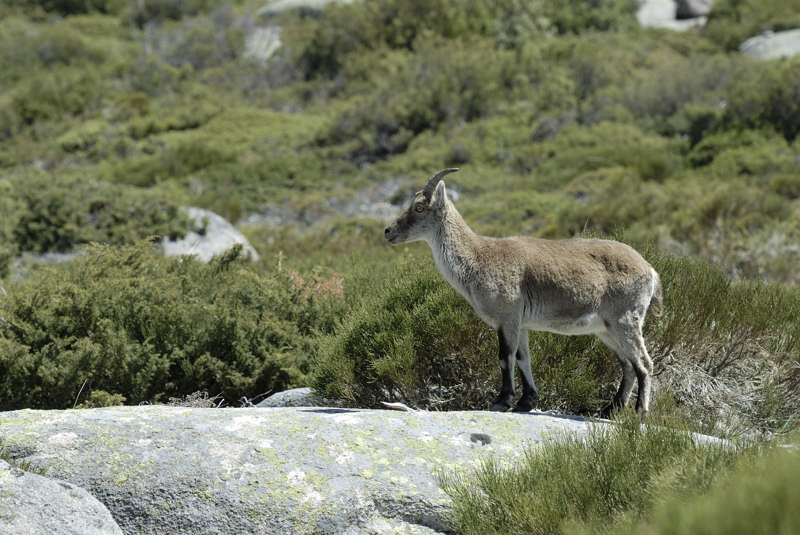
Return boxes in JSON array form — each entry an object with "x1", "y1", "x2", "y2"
[{"x1": 384, "y1": 168, "x2": 662, "y2": 415}]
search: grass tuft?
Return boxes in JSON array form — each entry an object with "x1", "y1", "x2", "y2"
[{"x1": 439, "y1": 412, "x2": 748, "y2": 535}]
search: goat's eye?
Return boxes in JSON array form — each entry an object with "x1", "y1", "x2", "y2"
[{"x1": 414, "y1": 205, "x2": 425, "y2": 213}]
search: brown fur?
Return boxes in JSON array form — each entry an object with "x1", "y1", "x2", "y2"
[{"x1": 385, "y1": 169, "x2": 662, "y2": 415}]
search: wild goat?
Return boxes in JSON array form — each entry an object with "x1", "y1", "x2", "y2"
[{"x1": 384, "y1": 168, "x2": 662, "y2": 415}]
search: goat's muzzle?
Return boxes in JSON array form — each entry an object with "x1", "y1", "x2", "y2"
[{"x1": 384, "y1": 224, "x2": 398, "y2": 244}]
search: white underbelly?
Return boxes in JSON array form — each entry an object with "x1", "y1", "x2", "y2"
[{"x1": 523, "y1": 313, "x2": 606, "y2": 336}]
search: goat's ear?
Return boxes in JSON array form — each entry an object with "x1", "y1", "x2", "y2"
[{"x1": 432, "y1": 180, "x2": 447, "y2": 208}]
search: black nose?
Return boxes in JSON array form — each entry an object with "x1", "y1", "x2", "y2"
[{"x1": 384, "y1": 227, "x2": 390, "y2": 235}]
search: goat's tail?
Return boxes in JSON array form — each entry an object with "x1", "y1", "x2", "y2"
[{"x1": 648, "y1": 268, "x2": 664, "y2": 318}]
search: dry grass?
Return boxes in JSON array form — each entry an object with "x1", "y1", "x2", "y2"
[{"x1": 166, "y1": 391, "x2": 224, "y2": 408}]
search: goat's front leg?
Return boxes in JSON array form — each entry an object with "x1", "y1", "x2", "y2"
[
  {"x1": 512, "y1": 329, "x2": 539, "y2": 412},
  {"x1": 490, "y1": 326, "x2": 519, "y2": 412}
]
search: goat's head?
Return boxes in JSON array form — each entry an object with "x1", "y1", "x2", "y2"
[{"x1": 384, "y1": 168, "x2": 459, "y2": 244}]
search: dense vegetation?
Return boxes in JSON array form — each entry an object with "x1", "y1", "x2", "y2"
[{"x1": 0, "y1": 241, "x2": 344, "y2": 410}]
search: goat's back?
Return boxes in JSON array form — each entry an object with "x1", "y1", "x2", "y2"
[{"x1": 473, "y1": 236, "x2": 656, "y2": 308}]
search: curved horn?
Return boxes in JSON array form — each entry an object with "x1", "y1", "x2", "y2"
[{"x1": 422, "y1": 168, "x2": 459, "y2": 199}]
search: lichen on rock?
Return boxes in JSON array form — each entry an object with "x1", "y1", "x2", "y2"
[{"x1": 0, "y1": 406, "x2": 596, "y2": 534}]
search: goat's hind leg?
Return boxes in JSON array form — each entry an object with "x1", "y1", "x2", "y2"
[
  {"x1": 628, "y1": 329, "x2": 653, "y2": 416},
  {"x1": 597, "y1": 331, "x2": 637, "y2": 417},
  {"x1": 512, "y1": 329, "x2": 539, "y2": 413},
  {"x1": 490, "y1": 326, "x2": 520, "y2": 412},
  {"x1": 600, "y1": 324, "x2": 653, "y2": 416}
]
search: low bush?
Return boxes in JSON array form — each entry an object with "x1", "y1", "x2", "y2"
[
  {"x1": 2, "y1": 170, "x2": 189, "y2": 256},
  {"x1": 440, "y1": 413, "x2": 746, "y2": 535},
  {"x1": 0, "y1": 242, "x2": 346, "y2": 409},
  {"x1": 2, "y1": 0, "x2": 127, "y2": 17},
  {"x1": 725, "y1": 57, "x2": 800, "y2": 143},
  {"x1": 148, "y1": 8, "x2": 243, "y2": 71},
  {"x1": 125, "y1": 0, "x2": 216, "y2": 28},
  {"x1": 295, "y1": 0, "x2": 636, "y2": 81},
  {"x1": 323, "y1": 36, "x2": 513, "y2": 162},
  {"x1": 296, "y1": 0, "x2": 508, "y2": 80},
  {"x1": 619, "y1": 53, "x2": 742, "y2": 137},
  {"x1": 541, "y1": 0, "x2": 638, "y2": 35},
  {"x1": 705, "y1": 0, "x2": 800, "y2": 50},
  {"x1": 311, "y1": 259, "x2": 500, "y2": 410},
  {"x1": 10, "y1": 68, "x2": 103, "y2": 125},
  {"x1": 622, "y1": 441, "x2": 800, "y2": 535}
]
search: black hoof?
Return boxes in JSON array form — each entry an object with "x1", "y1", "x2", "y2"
[
  {"x1": 489, "y1": 402, "x2": 511, "y2": 412},
  {"x1": 512, "y1": 399, "x2": 534, "y2": 413}
]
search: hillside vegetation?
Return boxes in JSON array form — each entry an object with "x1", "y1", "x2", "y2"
[
  {"x1": 1, "y1": 1, "x2": 800, "y2": 533},
  {"x1": 0, "y1": 0, "x2": 798, "y2": 426}
]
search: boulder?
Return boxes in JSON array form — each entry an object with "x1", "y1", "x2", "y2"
[
  {"x1": 257, "y1": 0, "x2": 355, "y2": 19},
  {"x1": 0, "y1": 406, "x2": 599, "y2": 534},
  {"x1": 676, "y1": 0, "x2": 713, "y2": 19},
  {"x1": 636, "y1": 0, "x2": 707, "y2": 30},
  {"x1": 161, "y1": 207, "x2": 259, "y2": 263},
  {"x1": 0, "y1": 459, "x2": 123, "y2": 535},
  {"x1": 256, "y1": 387, "x2": 334, "y2": 408},
  {"x1": 740, "y1": 29, "x2": 800, "y2": 60}
]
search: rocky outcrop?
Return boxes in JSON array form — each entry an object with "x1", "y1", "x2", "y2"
[
  {"x1": 0, "y1": 406, "x2": 597, "y2": 534},
  {"x1": 161, "y1": 207, "x2": 260, "y2": 262},
  {"x1": 675, "y1": 0, "x2": 713, "y2": 19},
  {"x1": 0, "y1": 459, "x2": 123, "y2": 535},
  {"x1": 740, "y1": 29, "x2": 800, "y2": 60},
  {"x1": 256, "y1": 386, "x2": 334, "y2": 408},
  {"x1": 257, "y1": 0, "x2": 355, "y2": 19},
  {"x1": 636, "y1": 0, "x2": 709, "y2": 30}
]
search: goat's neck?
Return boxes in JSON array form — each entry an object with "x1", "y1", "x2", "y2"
[{"x1": 428, "y1": 203, "x2": 480, "y2": 289}]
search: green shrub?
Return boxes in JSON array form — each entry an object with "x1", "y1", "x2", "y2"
[
  {"x1": 0, "y1": 181, "x2": 22, "y2": 276},
  {"x1": 296, "y1": 0, "x2": 635, "y2": 80},
  {"x1": 619, "y1": 54, "x2": 743, "y2": 136},
  {"x1": 0, "y1": 242, "x2": 346, "y2": 410},
  {"x1": 31, "y1": 22, "x2": 108, "y2": 66},
  {"x1": 311, "y1": 259, "x2": 500, "y2": 410},
  {"x1": 526, "y1": 122, "x2": 679, "y2": 185},
  {"x1": 725, "y1": 57, "x2": 800, "y2": 142},
  {"x1": 556, "y1": 167, "x2": 665, "y2": 237},
  {"x1": 541, "y1": 0, "x2": 638, "y2": 35},
  {"x1": 686, "y1": 129, "x2": 782, "y2": 169},
  {"x1": 4, "y1": 170, "x2": 189, "y2": 254},
  {"x1": 75, "y1": 389, "x2": 127, "y2": 408},
  {"x1": 10, "y1": 68, "x2": 103, "y2": 125},
  {"x1": 324, "y1": 36, "x2": 514, "y2": 162},
  {"x1": 0, "y1": 0, "x2": 126, "y2": 17},
  {"x1": 440, "y1": 413, "x2": 745, "y2": 535},
  {"x1": 153, "y1": 9, "x2": 242, "y2": 71},
  {"x1": 125, "y1": 0, "x2": 216, "y2": 28},
  {"x1": 110, "y1": 138, "x2": 235, "y2": 187},
  {"x1": 705, "y1": 0, "x2": 800, "y2": 50},
  {"x1": 121, "y1": 54, "x2": 185, "y2": 98},
  {"x1": 624, "y1": 445, "x2": 800, "y2": 535},
  {"x1": 296, "y1": 0, "x2": 496, "y2": 79}
]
